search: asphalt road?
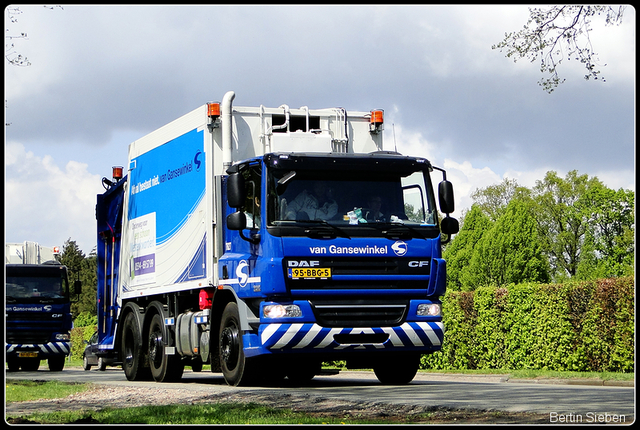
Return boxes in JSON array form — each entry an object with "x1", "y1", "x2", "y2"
[{"x1": 6, "y1": 367, "x2": 635, "y2": 423}]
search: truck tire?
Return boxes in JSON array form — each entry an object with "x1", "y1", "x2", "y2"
[
  {"x1": 121, "y1": 311, "x2": 151, "y2": 381},
  {"x1": 285, "y1": 359, "x2": 320, "y2": 383},
  {"x1": 373, "y1": 353, "x2": 420, "y2": 385},
  {"x1": 7, "y1": 357, "x2": 20, "y2": 372},
  {"x1": 21, "y1": 357, "x2": 40, "y2": 372},
  {"x1": 148, "y1": 313, "x2": 184, "y2": 382},
  {"x1": 219, "y1": 302, "x2": 257, "y2": 386},
  {"x1": 48, "y1": 356, "x2": 66, "y2": 371}
]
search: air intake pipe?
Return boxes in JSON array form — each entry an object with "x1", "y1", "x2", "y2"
[{"x1": 222, "y1": 91, "x2": 236, "y2": 170}]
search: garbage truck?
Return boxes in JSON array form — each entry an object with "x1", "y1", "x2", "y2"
[
  {"x1": 5, "y1": 242, "x2": 78, "y2": 371},
  {"x1": 95, "y1": 91, "x2": 459, "y2": 386}
]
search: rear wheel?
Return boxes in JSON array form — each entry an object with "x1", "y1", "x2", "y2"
[
  {"x1": 219, "y1": 302, "x2": 257, "y2": 386},
  {"x1": 121, "y1": 311, "x2": 151, "y2": 381},
  {"x1": 98, "y1": 357, "x2": 107, "y2": 371},
  {"x1": 148, "y1": 313, "x2": 184, "y2": 382},
  {"x1": 82, "y1": 354, "x2": 92, "y2": 371},
  {"x1": 373, "y1": 353, "x2": 420, "y2": 385}
]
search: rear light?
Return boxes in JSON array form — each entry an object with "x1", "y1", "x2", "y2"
[{"x1": 199, "y1": 288, "x2": 214, "y2": 310}]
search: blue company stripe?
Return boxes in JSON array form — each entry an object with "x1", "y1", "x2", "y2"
[{"x1": 174, "y1": 233, "x2": 206, "y2": 283}]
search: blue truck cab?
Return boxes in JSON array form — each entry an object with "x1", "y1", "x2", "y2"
[{"x1": 6, "y1": 262, "x2": 77, "y2": 372}]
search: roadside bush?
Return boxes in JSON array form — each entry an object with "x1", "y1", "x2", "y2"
[
  {"x1": 71, "y1": 311, "x2": 98, "y2": 360},
  {"x1": 421, "y1": 277, "x2": 634, "y2": 372}
]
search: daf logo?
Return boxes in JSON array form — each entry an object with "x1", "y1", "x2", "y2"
[
  {"x1": 391, "y1": 241, "x2": 408, "y2": 256},
  {"x1": 287, "y1": 260, "x2": 320, "y2": 267},
  {"x1": 408, "y1": 261, "x2": 429, "y2": 268}
]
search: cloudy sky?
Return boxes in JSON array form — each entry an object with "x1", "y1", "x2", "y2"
[{"x1": 5, "y1": 5, "x2": 635, "y2": 255}]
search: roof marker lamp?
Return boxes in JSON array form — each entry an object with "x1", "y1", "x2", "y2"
[
  {"x1": 369, "y1": 109, "x2": 384, "y2": 134},
  {"x1": 263, "y1": 304, "x2": 302, "y2": 319},
  {"x1": 417, "y1": 303, "x2": 441, "y2": 317},
  {"x1": 207, "y1": 102, "x2": 221, "y2": 130},
  {"x1": 112, "y1": 166, "x2": 124, "y2": 181}
]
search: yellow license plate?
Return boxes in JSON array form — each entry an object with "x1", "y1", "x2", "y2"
[
  {"x1": 290, "y1": 268, "x2": 331, "y2": 279},
  {"x1": 18, "y1": 352, "x2": 39, "y2": 358}
]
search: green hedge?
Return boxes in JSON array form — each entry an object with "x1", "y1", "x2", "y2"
[
  {"x1": 70, "y1": 325, "x2": 97, "y2": 360},
  {"x1": 71, "y1": 312, "x2": 98, "y2": 360},
  {"x1": 421, "y1": 277, "x2": 634, "y2": 372}
]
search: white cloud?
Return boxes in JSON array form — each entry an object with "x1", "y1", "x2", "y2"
[
  {"x1": 5, "y1": 142, "x2": 102, "y2": 254},
  {"x1": 442, "y1": 159, "x2": 502, "y2": 216}
]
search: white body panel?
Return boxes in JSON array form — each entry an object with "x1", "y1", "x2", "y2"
[
  {"x1": 117, "y1": 94, "x2": 384, "y2": 301},
  {"x1": 5, "y1": 242, "x2": 59, "y2": 264}
]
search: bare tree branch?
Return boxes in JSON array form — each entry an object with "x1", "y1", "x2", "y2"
[{"x1": 492, "y1": 5, "x2": 626, "y2": 93}]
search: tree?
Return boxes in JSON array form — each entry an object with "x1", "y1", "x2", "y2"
[
  {"x1": 470, "y1": 178, "x2": 530, "y2": 222},
  {"x1": 59, "y1": 238, "x2": 96, "y2": 317},
  {"x1": 443, "y1": 205, "x2": 493, "y2": 291},
  {"x1": 578, "y1": 184, "x2": 634, "y2": 278},
  {"x1": 531, "y1": 170, "x2": 602, "y2": 280},
  {"x1": 5, "y1": 5, "x2": 63, "y2": 67},
  {"x1": 466, "y1": 199, "x2": 549, "y2": 288},
  {"x1": 492, "y1": 5, "x2": 626, "y2": 93}
]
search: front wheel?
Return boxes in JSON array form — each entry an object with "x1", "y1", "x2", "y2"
[
  {"x1": 48, "y1": 356, "x2": 65, "y2": 372},
  {"x1": 373, "y1": 353, "x2": 421, "y2": 385},
  {"x1": 219, "y1": 302, "x2": 257, "y2": 386}
]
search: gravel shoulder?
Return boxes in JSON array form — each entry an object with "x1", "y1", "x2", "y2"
[
  {"x1": 6, "y1": 383, "x2": 551, "y2": 424},
  {"x1": 6, "y1": 370, "x2": 632, "y2": 424}
]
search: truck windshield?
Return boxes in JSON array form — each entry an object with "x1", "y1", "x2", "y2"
[
  {"x1": 6, "y1": 273, "x2": 67, "y2": 301},
  {"x1": 267, "y1": 161, "x2": 439, "y2": 236}
]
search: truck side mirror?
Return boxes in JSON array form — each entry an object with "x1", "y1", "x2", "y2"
[
  {"x1": 438, "y1": 180, "x2": 455, "y2": 215},
  {"x1": 73, "y1": 280, "x2": 82, "y2": 295},
  {"x1": 227, "y1": 211, "x2": 247, "y2": 231},
  {"x1": 441, "y1": 216, "x2": 459, "y2": 235},
  {"x1": 227, "y1": 173, "x2": 245, "y2": 209}
]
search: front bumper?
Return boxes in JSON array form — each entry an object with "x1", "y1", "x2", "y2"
[
  {"x1": 6, "y1": 342, "x2": 71, "y2": 358},
  {"x1": 243, "y1": 321, "x2": 444, "y2": 357}
]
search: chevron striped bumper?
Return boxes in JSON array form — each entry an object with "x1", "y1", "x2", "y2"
[
  {"x1": 258, "y1": 321, "x2": 444, "y2": 352},
  {"x1": 6, "y1": 342, "x2": 71, "y2": 357}
]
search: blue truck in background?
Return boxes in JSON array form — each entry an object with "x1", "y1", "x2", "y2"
[
  {"x1": 5, "y1": 242, "x2": 79, "y2": 372},
  {"x1": 95, "y1": 91, "x2": 459, "y2": 386}
]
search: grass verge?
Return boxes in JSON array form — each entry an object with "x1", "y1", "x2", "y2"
[
  {"x1": 6, "y1": 380, "x2": 92, "y2": 402},
  {"x1": 7, "y1": 403, "x2": 415, "y2": 425},
  {"x1": 418, "y1": 368, "x2": 635, "y2": 382}
]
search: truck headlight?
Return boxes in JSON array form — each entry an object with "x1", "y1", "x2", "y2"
[
  {"x1": 263, "y1": 304, "x2": 302, "y2": 319},
  {"x1": 55, "y1": 333, "x2": 70, "y2": 341},
  {"x1": 417, "y1": 303, "x2": 441, "y2": 317}
]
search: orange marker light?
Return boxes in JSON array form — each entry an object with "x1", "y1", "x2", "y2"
[
  {"x1": 208, "y1": 102, "x2": 221, "y2": 118},
  {"x1": 370, "y1": 110, "x2": 384, "y2": 125},
  {"x1": 112, "y1": 166, "x2": 124, "y2": 180}
]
